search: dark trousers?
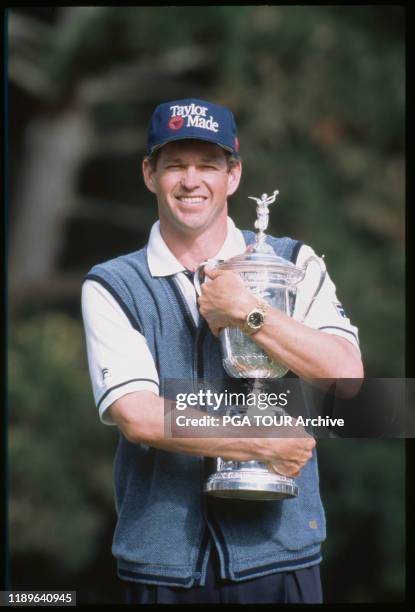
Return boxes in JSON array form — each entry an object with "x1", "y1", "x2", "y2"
[{"x1": 121, "y1": 544, "x2": 323, "y2": 604}]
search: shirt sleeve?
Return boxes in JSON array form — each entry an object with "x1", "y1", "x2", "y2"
[
  {"x1": 81, "y1": 279, "x2": 160, "y2": 426},
  {"x1": 293, "y1": 244, "x2": 360, "y2": 351}
]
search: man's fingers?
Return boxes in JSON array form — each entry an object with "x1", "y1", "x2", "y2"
[
  {"x1": 267, "y1": 463, "x2": 300, "y2": 479},
  {"x1": 204, "y1": 267, "x2": 222, "y2": 279}
]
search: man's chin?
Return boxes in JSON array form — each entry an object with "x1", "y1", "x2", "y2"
[
  {"x1": 160, "y1": 206, "x2": 228, "y2": 237},
  {"x1": 174, "y1": 214, "x2": 217, "y2": 234},
  {"x1": 177, "y1": 222, "x2": 211, "y2": 235}
]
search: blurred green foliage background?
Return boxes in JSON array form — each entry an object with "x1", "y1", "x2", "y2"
[{"x1": 7, "y1": 6, "x2": 405, "y2": 603}]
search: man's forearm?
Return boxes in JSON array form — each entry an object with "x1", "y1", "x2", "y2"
[
  {"x1": 198, "y1": 268, "x2": 363, "y2": 382},
  {"x1": 109, "y1": 391, "x2": 316, "y2": 477},
  {"x1": 109, "y1": 390, "x2": 268, "y2": 461},
  {"x1": 251, "y1": 307, "x2": 364, "y2": 381}
]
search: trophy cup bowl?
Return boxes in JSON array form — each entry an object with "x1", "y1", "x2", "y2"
[{"x1": 194, "y1": 191, "x2": 326, "y2": 501}]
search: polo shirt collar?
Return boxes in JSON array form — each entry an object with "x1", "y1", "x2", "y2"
[{"x1": 147, "y1": 217, "x2": 246, "y2": 277}]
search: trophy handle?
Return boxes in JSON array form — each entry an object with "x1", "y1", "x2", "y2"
[
  {"x1": 296, "y1": 256, "x2": 327, "y2": 323},
  {"x1": 194, "y1": 259, "x2": 222, "y2": 297}
]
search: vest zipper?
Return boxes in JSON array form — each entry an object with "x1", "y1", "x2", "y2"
[
  {"x1": 195, "y1": 321, "x2": 208, "y2": 380},
  {"x1": 166, "y1": 275, "x2": 230, "y2": 581},
  {"x1": 165, "y1": 277, "x2": 197, "y2": 338},
  {"x1": 196, "y1": 320, "x2": 232, "y2": 581},
  {"x1": 192, "y1": 526, "x2": 210, "y2": 585}
]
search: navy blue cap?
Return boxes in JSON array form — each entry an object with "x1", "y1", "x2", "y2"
[{"x1": 147, "y1": 98, "x2": 240, "y2": 158}]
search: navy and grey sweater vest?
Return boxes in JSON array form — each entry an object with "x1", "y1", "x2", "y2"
[{"x1": 85, "y1": 230, "x2": 326, "y2": 587}]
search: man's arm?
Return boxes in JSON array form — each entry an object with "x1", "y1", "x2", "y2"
[
  {"x1": 197, "y1": 267, "x2": 364, "y2": 382},
  {"x1": 81, "y1": 279, "x2": 160, "y2": 425},
  {"x1": 81, "y1": 279, "x2": 315, "y2": 477},
  {"x1": 109, "y1": 390, "x2": 316, "y2": 478}
]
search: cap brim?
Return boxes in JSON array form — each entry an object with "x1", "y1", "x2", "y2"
[{"x1": 149, "y1": 135, "x2": 237, "y2": 157}]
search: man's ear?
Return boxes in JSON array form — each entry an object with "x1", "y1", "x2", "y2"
[
  {"x1": 226, "y1": 161, "x2": 242, "y2": 197},
  {"x1": 142, "y1": 158, "x2": 157, "y2": 194}
]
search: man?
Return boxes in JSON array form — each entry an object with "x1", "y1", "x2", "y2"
[{"x1": 81, "y1": 98, "x2": 363, "y2": 604}]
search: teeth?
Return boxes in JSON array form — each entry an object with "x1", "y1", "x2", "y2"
[{"x1": 177, "y1": 196, "x2": 205, "y2": 203}]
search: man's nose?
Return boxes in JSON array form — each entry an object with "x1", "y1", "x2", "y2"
[{"x1": 180, "y1": 167, "x2": 201, "y2": 190}]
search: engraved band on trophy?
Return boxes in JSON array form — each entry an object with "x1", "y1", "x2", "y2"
[{"x1": 194, "y1": 190, "x2": 326, "y2": 500}]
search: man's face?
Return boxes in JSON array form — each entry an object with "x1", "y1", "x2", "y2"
[{"x1": 142, "y1": 140, "x2": 241, "y2": 237}]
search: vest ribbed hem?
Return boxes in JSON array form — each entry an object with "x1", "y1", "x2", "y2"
[{"x1": 117, "y1": 548, "x2": 322, "y2": 588}]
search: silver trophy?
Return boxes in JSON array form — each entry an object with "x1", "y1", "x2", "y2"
[{"x1": 194, "y1": 190, "x2": 326, "y2": 500}]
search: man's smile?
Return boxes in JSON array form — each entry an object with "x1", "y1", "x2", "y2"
[{"x1": 174, "y1": 195, "x2": 208, "y2": 205}]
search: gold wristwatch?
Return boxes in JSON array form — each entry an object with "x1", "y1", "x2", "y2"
[{"x1": 242, "y1": 299, "x2": 270, "y2": 335}]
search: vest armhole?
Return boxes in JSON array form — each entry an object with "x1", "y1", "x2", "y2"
[
  {"x1": 84, "y1": 274, "x2": 143, "y2": 334},
  {"x1": 290, "y1": 240, "x2": 304, "y2": 264}
]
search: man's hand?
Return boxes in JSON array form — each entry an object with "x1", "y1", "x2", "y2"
[
  {"x1": 263, "y1": 436, "x2": 317, "y2": 478},
  {"x1": 197, "y1": 267, "x2": 257, "y2": 336},
  {"x1": 252, "y1": 415, "x2": 317, "y2": 478}
]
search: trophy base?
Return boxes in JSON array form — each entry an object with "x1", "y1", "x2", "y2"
[{"x1": 204, "y1": 470, "x2": 298, "y2": 500}]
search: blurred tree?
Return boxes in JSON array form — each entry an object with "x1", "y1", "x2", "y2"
[
  {"x1": 9, "y1": 312, "x2": 117, "y2": 573},
  {"x1": 317, "y1": 438, "x2": 405, "y2": 602}
]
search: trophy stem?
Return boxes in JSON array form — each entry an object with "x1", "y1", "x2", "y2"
[{"x1": 204, "y1": 378, "x2": 299, "y2": 501}]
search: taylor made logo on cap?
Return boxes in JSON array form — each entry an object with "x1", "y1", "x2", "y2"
[{"x1": 168, "y1": 103, "x2": 219, "y2": 133}]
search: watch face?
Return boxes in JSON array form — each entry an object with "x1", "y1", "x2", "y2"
[{"x1": 248, "y1": 311, "x2": 264, "y2": 328}]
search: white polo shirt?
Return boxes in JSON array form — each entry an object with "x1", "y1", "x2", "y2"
[{"x1": 81, "y1": 217, "x2": 360, "y2": 425}]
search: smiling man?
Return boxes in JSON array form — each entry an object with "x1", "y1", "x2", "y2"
[
  {"x1": 142, "y1": 139, "x2": 240, "y2": 261},
  {"x1": 81, "y1": 98, "x2": 363, "y2": 604}
]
